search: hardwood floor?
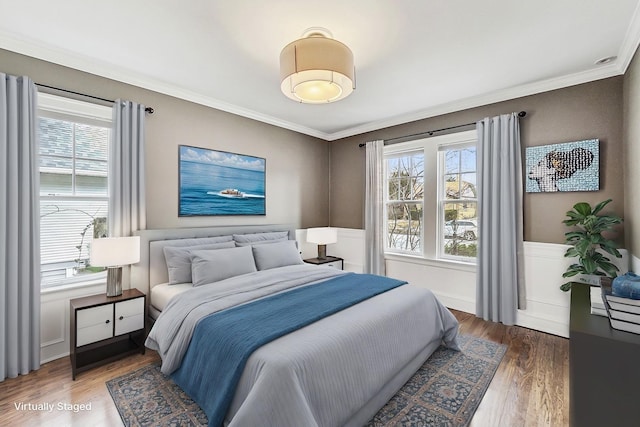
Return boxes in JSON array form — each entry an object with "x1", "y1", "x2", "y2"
[
  {"x1": 455, "y1": 310, "x2": 570, "y2": 427},
  {"x1": 0, "y1": 310, "x2": 569, "y2": 427}
]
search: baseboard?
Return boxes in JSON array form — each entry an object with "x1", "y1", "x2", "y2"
[
  {"x1": 41, "y1": 351, "x2": 69, "y2": 365},
  {"x1": 430, "y1": 290, "x2": 475, "y2": 314},
  {"x1": 517, "y1": 307, "x2": 570, "y2": 338}
]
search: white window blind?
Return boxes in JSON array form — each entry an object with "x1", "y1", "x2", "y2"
[{"x1": 38, "y1": 94, "x2": 112, "y2": 288}]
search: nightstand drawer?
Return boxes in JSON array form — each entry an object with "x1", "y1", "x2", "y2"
[
  {"x1": 115, "y1": 313, "x2": 144, "y2": 335},
  {"x1": 116, "y1": 297, "x2": 144, "y2": 318},
  {"x1": 115, "y1": 298, "x2": 144, "y2": 335},
  {"x1": 321, "y1": 260, "x2": 343, "y2": 269},
  {"x1": 77, "y1": 304, "x2": 112, "y2": 329},
  {"x1": 77, "y1": 304, "x2": 113, "y2": 346}
]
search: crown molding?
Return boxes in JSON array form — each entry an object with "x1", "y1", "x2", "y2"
[
  {"x1": 324, "y1": 63, "x2": 623, "y2": 141},
  {"x1": 0, "y1": 30, "x2": 331, "y2": 140},
  {"x1": 2, "y1": 23, "x2": 637, "y2": 143},
  {"x1": 618, "y1": 0, "x2": 640, "y2": 73}
]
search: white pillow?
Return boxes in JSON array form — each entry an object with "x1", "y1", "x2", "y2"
[
  {"x1": 163, "y1": 241, "x2": 236, "y2": 284},
  {"x1": 191, "y1": 246, "x2": 257, "y2": 287},
  {"x1": 252, "y1": 240, "x2": 304, "y2": 271},
  {"x1": 233, "y1": 231, "x2": 289, "y2": 246}
]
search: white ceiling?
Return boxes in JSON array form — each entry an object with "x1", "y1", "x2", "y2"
[{"x1": 1, "y1": 0, "x2": 640, "y2": 141}]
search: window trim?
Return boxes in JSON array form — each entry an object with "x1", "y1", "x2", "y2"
[
  {"x1": 383, "y1": 147, "x2": 425, "y2": 256},
  {"x1": 383, "y1": 129, "x2": 478, "y2": 265},
  {"x1": 437, "y1": 138, "x2": 478, "y2": 263},
  {"x1": 38, "y1": 93, "x2": 112, "y2": 290}
]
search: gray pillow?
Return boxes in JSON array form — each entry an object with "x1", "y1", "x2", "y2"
[
  {"x1": 235, "y1": 237, "x2": 288, "y2": 247},
  {"x1": 191, "y1": 246, "x2": 257, "y2": 287},
  {"x1": 163, "y1": 241, "x2": 236, "y2": 284},
  {"x1": 233, "y1": 231, "x2": 289, "y2": 246},
  {"x1": 252, "y1": 240, "x2": 304, "y2": 271}
]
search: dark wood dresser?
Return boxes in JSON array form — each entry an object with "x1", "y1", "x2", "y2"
[{"x1": 570, "y1": 282, "x2": 640, "y2": 427}]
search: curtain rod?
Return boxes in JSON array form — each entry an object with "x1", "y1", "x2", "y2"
[
  {"x1": 358, "y1": 111, "x2": 527, "y2": 147},
  {"x1": 35, "y1": 83, "x2": 155, "y2": 114}
]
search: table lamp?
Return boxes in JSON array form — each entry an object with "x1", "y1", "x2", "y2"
[
  {"x1": 306, "y1": 227, "x2": 338, "y2": 260},
  {"x1": 90, "y1": 236, "x2": 140, "y2": 297}
]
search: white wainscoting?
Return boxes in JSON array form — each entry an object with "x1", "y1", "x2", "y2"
[
  {"x1": 40, "y1": 283, "x2": 105, "y2": 363},
  {"x1": 326, "y1": 229, "x2": 630, "y2": 339}
]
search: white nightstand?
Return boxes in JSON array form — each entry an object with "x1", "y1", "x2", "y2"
[
  {"x1": 303, "y1": 256, "x2": 344, "y2": 270},
  {"x1": 70, "y1": 289, "x2": 146, "y2": 379}
]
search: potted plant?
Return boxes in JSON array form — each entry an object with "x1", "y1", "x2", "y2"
[{"x1": 560, "y1": 199, "x2": 623, "y2": 291}]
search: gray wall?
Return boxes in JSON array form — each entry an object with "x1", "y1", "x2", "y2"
[
  {"x1": 330, "y1": 77, "x2": 625, "y2": 245},
  {"x1": 624, "y1": 50, "x2": 640, "y2": 260},
  {"x1": 0, "y1": 49, "x2": 331, "y2": 230}
]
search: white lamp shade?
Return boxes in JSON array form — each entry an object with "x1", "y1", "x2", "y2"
[
  {"x1": 306, "y1": 227, "x2": 338, "y2": 245},
  {"x1": 280, "y1": 32, "x2": 355, "y2": 104},
  {"x1": 90, "y1": 236, "x2": 140, "y2": 267}
]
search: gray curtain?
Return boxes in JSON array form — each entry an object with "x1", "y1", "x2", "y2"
[
  {"x1": 364, "y1": 140, "x2": 386, "y2": 275},
  {"x1": 0, "y1": 73, "x2": 40, "y2": 381},
  {"x1": 110, "y1": 100, "x2": 146, "y2": 237},
  {"x1": 475, "y1": 113, "x2": 525, "y2": 325}
]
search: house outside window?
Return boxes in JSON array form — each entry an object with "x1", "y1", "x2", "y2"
[
  {"x1": 38, "y1": 94, "x2": 112, "y2": 288},
  {"x1": 439, "y1": 142, "x2": 477, "y2": 261},
  {"x1": 384, "y1": 130, "x2": 477, "y2": 264}
]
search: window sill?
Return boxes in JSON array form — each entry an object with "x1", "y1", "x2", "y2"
[
  {"x1": 41, "y1": 277, "x2": 106, "y2": 295},
  {"x1": 384, "y1": 253, "x2": 476, "y2": 273}
]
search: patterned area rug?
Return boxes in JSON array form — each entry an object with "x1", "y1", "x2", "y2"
[{"x1": 106, "y1": 335, "x2": 505, "y2": 427}]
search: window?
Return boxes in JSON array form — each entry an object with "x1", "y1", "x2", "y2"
[
  {"x1": 39, "y1": 94, "x2": 112, "y2": 288},
  {"x1": 384, "y1": 130, "x2": 477, "y2": 263},
  {"x1": 439, "y1": 143, "x2": 477, "y2": 261},
  {"x1": 385, "y1": 151, "x2": 424, "y2": 253}
]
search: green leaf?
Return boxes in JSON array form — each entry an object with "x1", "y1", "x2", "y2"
[
  {"x1": 564, "y1": 248, "x2": 580, "y2": 258},
  {"x1": 591, "y1": 199, "x2": 612, "y2": 216},
  {"x1": 564, "y1": 231, "x2": 587, "y2": 242},
  {"x1": 581, "y1": 257, "x2": 597, "y2": 274},
  {"x1": 563, "y1": 264, "x2": 584, "y2": 277},
  {"x1": 562, "y1": 270, "x2": 581, "y2": 278},
  {"x1": 565, "y1": 210, "x2": 583, "y2": 219},
  {"x1": 600, "y1": 245, "x2": 622, "y2": 258},
  {"x1": 598, "y1": 262, "x2": 620, "y2": 278},
  {"x1": 560, "y1": 282, "x2": 572, "y2": 292},
  {"x1": 574, "y1": 239, "x2": 591, "y2": 256},
  {"x1": 573, "y1": 202, "x2": 592, "y2": 217}
]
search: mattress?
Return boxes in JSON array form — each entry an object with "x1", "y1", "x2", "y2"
[{"x1": 150, "y1": 282, "x2": 192, "y2": 313}]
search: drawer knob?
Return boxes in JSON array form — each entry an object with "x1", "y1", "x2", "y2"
[
  {"x1": 119, "y1": 316, "x2": 124, "y2": 320},
  {"x1": 105, "y1": 319, "x2": 110, "y2": 324}
]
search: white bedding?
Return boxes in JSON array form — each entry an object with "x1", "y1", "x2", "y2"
[
  {"x1": 146, "y1": 265, "x2": 459, "y2": 426},
  {"x1": 150, "y1": 282, "x2": 191, "y2": 312}
]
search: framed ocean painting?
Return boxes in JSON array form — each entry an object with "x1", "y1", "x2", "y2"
[{"x1": 179, "y1": 145, "x2": 266, "y2": 216}]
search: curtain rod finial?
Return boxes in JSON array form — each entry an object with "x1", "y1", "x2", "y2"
[{"x1": 518, "y1": 111, "x2": 526, "y2": 118}]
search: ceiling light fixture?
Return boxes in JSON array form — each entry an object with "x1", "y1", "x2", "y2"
[{"x1": 280, "y1": 27, "x2": 355, "y2": 104}]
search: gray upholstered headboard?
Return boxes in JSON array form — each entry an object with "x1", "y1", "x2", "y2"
[{"x1": 130, "y1": 224, "x2": 296, "y2": 297}]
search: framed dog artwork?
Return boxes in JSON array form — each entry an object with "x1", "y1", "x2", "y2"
[{"x1": 525, "y1": 139, "x2": 599, "y2": 193}]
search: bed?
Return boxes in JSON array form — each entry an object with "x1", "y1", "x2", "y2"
[{"x1": 132, "y1": 225, "x2": 459, "y2": 427}]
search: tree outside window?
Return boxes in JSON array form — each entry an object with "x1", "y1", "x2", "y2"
[{"x1": 385, "y1": 152, "x2": 424, "y2": 253}]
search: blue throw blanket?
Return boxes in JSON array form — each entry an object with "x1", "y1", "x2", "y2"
[{"x1": 171, "y1": 273, "x2": 407, "y2": 427}]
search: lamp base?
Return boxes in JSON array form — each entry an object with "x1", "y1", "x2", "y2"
[
  {"x1": 317, "y1": 244, "x2": 327, "y2": 260},
  {"x1": 106, "y1": 267, "x2": 123, "y2": 297}
]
